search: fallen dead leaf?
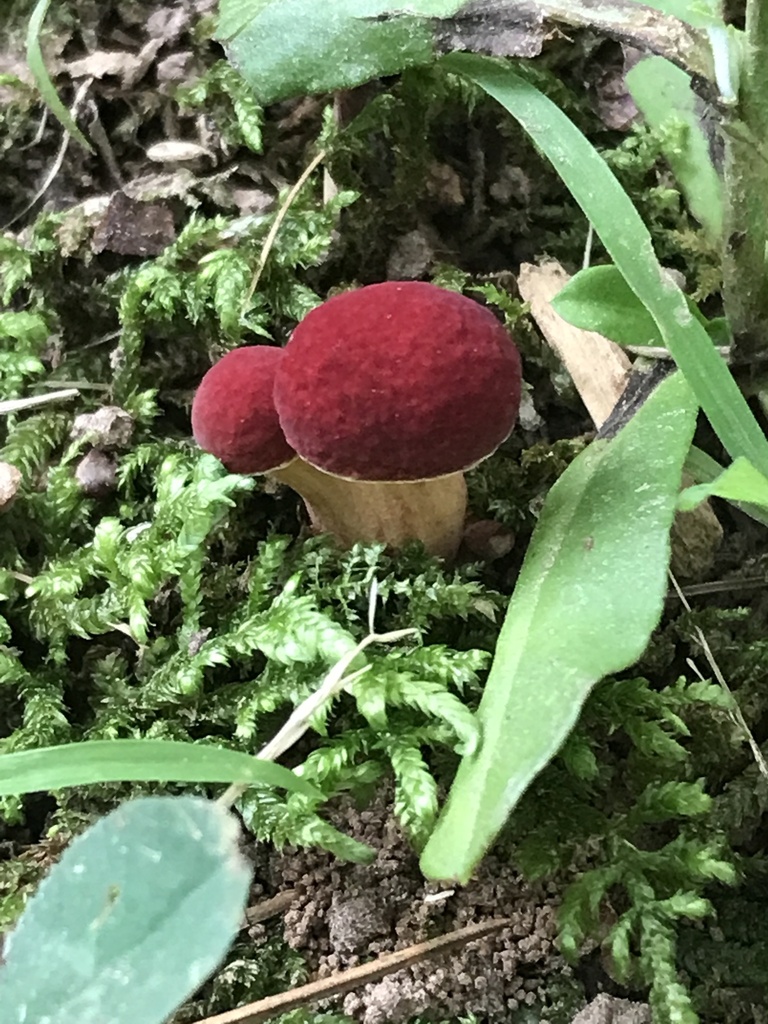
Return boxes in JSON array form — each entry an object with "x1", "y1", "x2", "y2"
[{"x1": 518, "y1": 260, "x2": 632, "y2": 428}]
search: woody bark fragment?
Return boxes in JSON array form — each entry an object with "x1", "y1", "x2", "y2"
[
  {"x1": 518, "y1": 260, "x2": 631, "y2": 428},
  {"x1": 519, "y1": 259, "x2": 722, "y2": 578}
]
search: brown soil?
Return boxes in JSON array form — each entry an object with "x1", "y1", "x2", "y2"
[{"x1": 256, "y1": 789, "x2": 571, "y2": 1024}]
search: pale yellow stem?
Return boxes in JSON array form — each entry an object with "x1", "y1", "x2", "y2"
[{"x1": 270, "y1": 458, "x2": 467, "y2": 561}]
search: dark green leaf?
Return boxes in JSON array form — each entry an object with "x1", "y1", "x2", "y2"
[{"x1": 218, "y1": 0, "x2": 462, "y2": 103}]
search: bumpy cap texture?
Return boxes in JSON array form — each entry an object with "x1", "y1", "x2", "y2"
[
  {"x1": 273, "y1": 281, "x2": 522, "y2": 481},
  {"x1": 191, "y1": 346, "x2": 294, "y2": 473}
]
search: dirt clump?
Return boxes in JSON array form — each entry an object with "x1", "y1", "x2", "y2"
[
  {"x1": 273, "y1": 792, "x2": 568, "y2": 1024},
  {"x1": 571, "y1": 994, "x2": 651, "y2": 1024}
]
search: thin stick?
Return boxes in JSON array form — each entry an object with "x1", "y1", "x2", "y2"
[
  {"x1": 40, "y1": 380, "x2": 109, "y2": 391},
  {"x1": 581, "y1": 221, "x2": 594, "y2": 270},
  {"x1": 196, "y1": 917, "x2": 512, "y2": 1024},
  {"x1": 218, "y1": 580, "x2": 417, "y2": 808},
  {"x1": 668, "y1": 575, "x2": 767, "y2": 598},
  {"x1": 19, "y1": 106, "x2": 49, "y2": 151},
  {"x1": 2, "y1": 79, "x2": 91, "y2": 232},
  {"x1": 0, "y1": 388, "x2": 79, "y2": 415},
  {"x1": 243, "y1": 889, "x2": 297, "y2": 927},
  {"x1": 9, "y1": 572, "x2": 34, "y2": 585},
  {"x1": 669, "y1": 570, "x2": 768, "y2": 781},
  {"x1": 218, "y1": 626, "x2": 416, "y2": 807},
  {"x1": 244, "y1": 148, "x2": 327, "y2": 306}
]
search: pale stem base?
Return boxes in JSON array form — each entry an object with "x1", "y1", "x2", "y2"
[{"x1": 271, "y1": 459, "x2": 468, "y2": 561}]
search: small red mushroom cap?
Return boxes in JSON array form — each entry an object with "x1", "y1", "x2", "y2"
[
  {"x1": 191, "y1": 346, "x2": 295, "y2": 474},
  {"x1": 273, "y1": 281, "x2": 522, "y2": 481}
]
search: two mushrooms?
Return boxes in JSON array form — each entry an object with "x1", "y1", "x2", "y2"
[{"x1": 192, "y1": 281, "x2": 522, "y2": 561}]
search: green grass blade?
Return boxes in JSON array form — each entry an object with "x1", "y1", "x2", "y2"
[
  {"x1": 26, "y1": 0, "x2": 94, "y2": 153},
  {"x1": 421, "y1": 372, "x2": 697, "y2": 882},
  {"x1": 0, "y1": 739, "x2": 320, "y2": 797},
  {"x1": 443, "y1": 53, "x2": 768, "y2": 477}
]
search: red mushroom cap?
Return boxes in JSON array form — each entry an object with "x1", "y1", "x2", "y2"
[
  {"x1": 273, "y1": 281, "x2": 522, "y2": 481},
  {"x1": 191, "y1": 346, "x2": 295, "y2": 474}
]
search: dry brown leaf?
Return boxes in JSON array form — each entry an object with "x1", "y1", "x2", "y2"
[{"x1": 518, "y1": 260, "x2": 632, "y2": 428}]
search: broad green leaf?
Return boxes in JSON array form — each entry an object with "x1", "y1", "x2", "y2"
[
  {"x1": 0, "y1": 739, "x2": 320, "y2": 798},
  {"x1": 218, "y1": 0, "x2": 463, "y2": 103},
  {"x1": 217, "y1": 0, "x2": 719, "y2": 100},
  {"x1": 420, "y1": 372, "x2": 697, "y2": 882},
  {"x1": 552, "y1": 264, "x2": 713, "y2": 347},
  {"x1": 26, "y1": 0, "x2": 93, "y2": 152},
  {"x1": 626, "y1": 56, "x2": 722, "y2": 240},
  {"x1": 678, "y1": 455, "x2": 768, "y2": 510},
  {"x1": 553, "y1": 265, "x2": 666, "y2": 347},
  {"x1": 0, "y1": 796, "x2": 251, "y2": 1024},
  {"x1": 444, "y1": 53, "x2": 768, "y2": 478}
]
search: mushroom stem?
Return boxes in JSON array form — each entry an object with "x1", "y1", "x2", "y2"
[{"x1": 271, "y1": 458, "x2": 468, "y2": 561}]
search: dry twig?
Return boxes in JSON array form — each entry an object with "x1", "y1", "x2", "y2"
[
  {"x1": 0, "y1": 388, "x2": 79, "y2": 415},
  {"x1": 196, "y1": 917, "x2": 512, "y2": 1024},
  {"x1": 669, "y1": 571, "x2": 768, "y2": 781},
  {"x1": 243, "y1": 890, "x2": 297, "y2": 927},
  {"x1": 244, "y1": 148, "x2": 327, "y2": 306}
]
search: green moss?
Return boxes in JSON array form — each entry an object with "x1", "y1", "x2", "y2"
[
  {"x1": 0, "y1": 25, "x2": 763, "y2": 1023},
  {"x1": 171, "y1": 929, "x2": 308, "y2": 1022}
]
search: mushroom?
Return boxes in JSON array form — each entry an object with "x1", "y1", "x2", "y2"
[
  {"x1": 190, "y1": 345, "x2": 370, "y2": 537},
  {"x1": 272, "y1": 281, "x2": 522, "y2": 559},
  {"x1": 191, "y1": 346, "x2": 295, "y2": 475},
  {"x1": 191, "y1": 283, "x2": 522, "y2": 561}
]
